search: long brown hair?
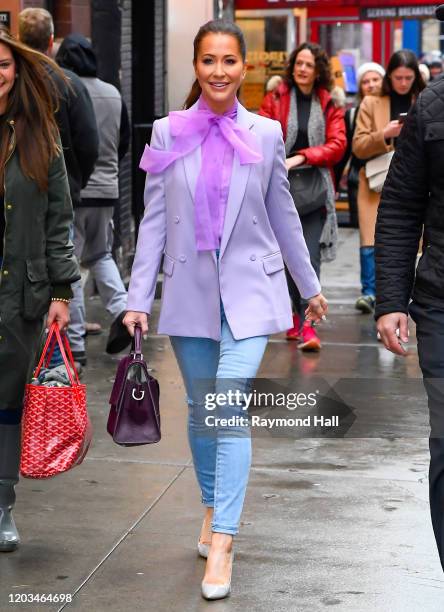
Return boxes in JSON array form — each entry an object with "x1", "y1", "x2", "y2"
[
  {"x1": 0, "y1": 30, "x2": 63, "y2": 193},
  {"x1": 183, "y1": 20, "x2": 246, "y2": 110},
  {"x1": 285, "y1": 42, "x2": 333, "y2": 92},
  {"x1": 381, "y1": 49, "x2": 425, "y2": 98}
]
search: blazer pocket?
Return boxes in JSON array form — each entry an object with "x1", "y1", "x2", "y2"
[
  {"x1": 23, "y1": 258, "x2": 51, "y2": 320},
  {"x1": 262, "y1": 252, "x2": 284, "y2": 275},
  {"x1": 162, "y1": 253, "x2": 175, "y2": 277}
]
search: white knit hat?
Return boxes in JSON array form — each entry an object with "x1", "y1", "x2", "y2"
[
  {"x1": 357, "y1": 62, "x2": 386, "y2": 84},
  {"x1": 419, "y1": 63, "x2": 430, "y2": 83}
]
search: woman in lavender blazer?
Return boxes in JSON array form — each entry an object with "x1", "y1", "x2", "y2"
[{"x1": 124, "y1": 20, "x2": 327, "y2": 600}]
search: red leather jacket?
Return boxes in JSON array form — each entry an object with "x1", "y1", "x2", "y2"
[{"x1": 259, "y1": 83, "x2": 346, "y2": 170}]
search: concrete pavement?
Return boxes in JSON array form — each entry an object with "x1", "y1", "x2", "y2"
[{"x1": 1, "y1": 228, "x2": 443, "y2": 612}]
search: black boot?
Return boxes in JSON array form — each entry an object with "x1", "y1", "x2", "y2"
[
  {"x1": 106, "y1": 311, "x2": 132, "y2": 354},
  {"x1": 0, "y1": 423, "x2": 21, "y2": 552}
]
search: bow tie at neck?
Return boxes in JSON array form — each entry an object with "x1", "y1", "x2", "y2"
[
  {"x1": 139, "y1": 97, "x2": 263, "y2": 174},
  {"x1": 139, "y1": 96, "x2": 263, "y2": 251}
]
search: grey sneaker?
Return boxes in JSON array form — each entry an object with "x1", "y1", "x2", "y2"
[{"x1": 355, "y1": 295, "x2": 375, "y2": 314}]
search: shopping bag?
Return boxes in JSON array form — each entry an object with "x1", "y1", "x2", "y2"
[{"x1": 20, "y1": 323, "x2": 92, "y2": 478}]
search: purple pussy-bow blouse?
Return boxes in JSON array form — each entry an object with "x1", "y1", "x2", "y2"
[{"x1": 139, "y1": 96, "x2": 263, "y2": 251}]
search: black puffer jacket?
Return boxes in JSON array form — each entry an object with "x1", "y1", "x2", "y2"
[{"x1": 375, "y1": 78, "x2": 444, "y2": 319}]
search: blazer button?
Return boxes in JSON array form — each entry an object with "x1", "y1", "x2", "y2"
[
  {"x1": 6, "y1": 204, "x2": 12, "y2": 210},
  {"x1": 250, "y1": 254, "x2": 256, "y2": 261},
  {"x1": 252, "y1": 216, "x2": 258, "y2": 224},
  {"x1": 174, "y1": 216, "x2": 180, "y2": 223},
  {"x1": 179, "y1": 255, "x2": 187, "y2": 263}
]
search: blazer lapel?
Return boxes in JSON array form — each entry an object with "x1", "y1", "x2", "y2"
[
  {"x1": 219, "y1": 103, "x2": 256, "y2": 259},
  {"x1": 182, "y1": 100, "x2": 201, "y2": 204}
]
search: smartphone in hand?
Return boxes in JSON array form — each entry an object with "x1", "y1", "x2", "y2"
[{"x1": 398, "y1": 112, "x2": 408, "y2": 124}]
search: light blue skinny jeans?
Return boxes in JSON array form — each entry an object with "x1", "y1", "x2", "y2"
[{"x1": 170, "y1": 306, "x2": 268, "y2": 535}]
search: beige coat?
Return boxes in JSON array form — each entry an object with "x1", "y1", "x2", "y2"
[{"x1": 352, "y1": 95, "x2": 393, "y2": 246}]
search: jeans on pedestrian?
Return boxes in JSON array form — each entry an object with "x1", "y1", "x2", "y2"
[
  {"x1": 49, "y1": 225, "x2": 75, "y2": 367},
  {"x1": 360, "y1": 246, "x2": 376, "y2": 297},
  {"x1": 285, "y1": 207, "x2": 324, "y2": 318},
  {"x1": 69, "y1": 206, "x2": 127, "y2": 352},
  {"x1": 409, "y1": 300, "x2": 444, "y2": 571},
  {"x1": 170, "y1": 307, "x2": 268, "y2": 535}
]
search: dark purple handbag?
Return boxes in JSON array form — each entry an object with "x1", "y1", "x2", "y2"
[{"x1": 107, "y1": 326, "x2": 160, "y2": 446}]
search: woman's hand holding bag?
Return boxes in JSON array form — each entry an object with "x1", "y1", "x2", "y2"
[{"x1": 123, "y1": 311, "x2": 149, "y2": 338}]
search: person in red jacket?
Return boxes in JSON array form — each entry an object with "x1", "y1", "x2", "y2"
[{"x1": 260, "y1": 42, "x2": 346, "y2": 350}]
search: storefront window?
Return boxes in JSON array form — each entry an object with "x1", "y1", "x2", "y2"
[
  {"x1": 237, "y1": 15, "x2": 293, "y2": 110},
  {"x1": 422, "y1": 19, "x2": 442, "y2": 54},
  {"x1": 319, "y1": 22, "x2": 373, "y2": 93}
]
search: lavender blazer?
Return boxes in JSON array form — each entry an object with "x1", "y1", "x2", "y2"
[{"x1": 126, "y1": 101, "x2": 321, "y2": 340}]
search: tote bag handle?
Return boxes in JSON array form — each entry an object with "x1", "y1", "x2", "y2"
[{"x1": 33, "y1": 323, "x2": 80, "y2": 386}]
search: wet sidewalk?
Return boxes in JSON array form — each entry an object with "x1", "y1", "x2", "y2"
[{"x1": 1, "y1": 229, "x2": 443, "y2": 612}]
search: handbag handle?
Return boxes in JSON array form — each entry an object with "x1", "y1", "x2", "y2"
[
  {"x1": 132, "y1": 325, "x2": 143, "y2": 356},
  {"x1": 33, "y1": 323, "x2": 80, "y2": 387}
]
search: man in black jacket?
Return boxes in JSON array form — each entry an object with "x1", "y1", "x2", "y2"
[
  {"x1": 19, "y1": 8, "x2": 100, "y2": 352},
  {"x1": 375, "y1": 6, "x2": 444, "y2": 572},
  {"x1": 19, "y1": 8, "x2": 98, "y2": 209},
  {"x1": 56, "y1": 34, "x2": 131, "y2": 360}
]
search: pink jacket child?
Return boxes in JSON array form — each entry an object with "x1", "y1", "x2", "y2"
[{"x1": 126, "y1": 101, "x2": 321, "y2": 340}]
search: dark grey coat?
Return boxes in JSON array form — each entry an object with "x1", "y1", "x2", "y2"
[
  {"x1": 375, "y1": 78, "x2": 444, "y2": 318},
  {"x1": 0, "y1": 120, "x2": 80, "y2": 416}
]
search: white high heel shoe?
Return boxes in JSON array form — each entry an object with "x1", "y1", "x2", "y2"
[
  {"x1": 197, "y1": 517, "x2": 212, "y2": 558},
  {"x1": 197, "y1": 539, "x2": 210, "y2": 558},
  {"x1": 201, "y1": 550, "x2": 234, "y2": 600}
]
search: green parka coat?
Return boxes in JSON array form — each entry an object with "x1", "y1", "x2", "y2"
[{"x1": 0, "y1": 119, "x2": 80, "y2": 416}]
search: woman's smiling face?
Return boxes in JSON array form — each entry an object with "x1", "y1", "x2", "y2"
[
  {"x1": 0, "y1": 42, "x2": 16, "y2": 114},
  {"x1": 194, "y1": 32, "x2": 246, "y2": 113}
]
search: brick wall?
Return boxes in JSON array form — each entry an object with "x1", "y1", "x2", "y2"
[
  {"x1": 53, "y1": 0, "x2": 91, "y2": 38},
  {"x1": 22, "y1": 0, "x2": 45, "y2": 8},
  {"x1": 18, "y1": 0, "x2": 136, "y2": 277},
  {"x1": 71, "y1": 0, "x2": 90, "y2": 35},
  {"x1": 154, "y1": 0, "x2": 166, "y2": 118},
  {"x1": 116, "y1": 0, "x2": 133, "y2": 277}
]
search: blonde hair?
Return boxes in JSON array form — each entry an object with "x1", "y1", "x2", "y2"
[{"x1": 18, "y1": 8, "x2": 54, "y2": 53}]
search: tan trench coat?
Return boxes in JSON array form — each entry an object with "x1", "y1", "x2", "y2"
[{"x1": 352, "y1": 95, "x2": 393, "y2": 246}]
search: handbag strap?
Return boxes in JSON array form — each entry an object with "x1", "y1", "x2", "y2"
[
  {"x1": 132, "y1": 325, "x2": 143, "y2": 357},
  {"x1": 60, "y1": 329, "x2": 81, "y2": 385},
  {"x1": 34, "y1": 323, "x2": 80, "y2": 386},
  {"x1": 44, "y1": 331, "x2": 62, "y2": 368}
]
